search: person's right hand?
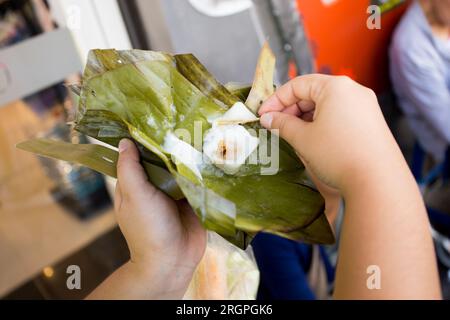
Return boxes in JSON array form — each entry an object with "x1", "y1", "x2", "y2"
[
  {"x1": 259, "y1": 75, "x2": 441, "y2": 299},
  {"x1": 259, "y1": 74, "x2": 404, "y2": 197}
]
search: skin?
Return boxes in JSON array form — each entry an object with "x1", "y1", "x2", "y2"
[
  {"x1": 89, "y1": 74, "x2": 441, "y2": 300},
  {"x1": 259, "y1": 74, "x2": 441, "y2": 299},
  {"x1": 420, "y1": 0, "x2": 450, "y2": 38},
  {"x1": 87, "y1": 139, "x2": 206, "y2": 299}
]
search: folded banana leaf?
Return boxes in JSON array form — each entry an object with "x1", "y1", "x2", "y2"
[
  {"x1": 245, "y1": 42, "x2": 276, "y2": 113},
  {"x1": 18, "y1": 44, "x2": 334, "y2": 249},
  {"x1": 225, "y1": 83, "x2": 252, "y2": 102}
]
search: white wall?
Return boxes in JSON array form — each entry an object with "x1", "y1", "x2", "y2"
[
  {"x1": 48, "y1": 0, "x2": 132, "y2": 64},
  {"x1": 134, "y1": 0, "x2": 173, "y2": 52}
]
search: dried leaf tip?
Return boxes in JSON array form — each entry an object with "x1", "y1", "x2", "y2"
[{"x1": 245, "y1": 41, "x2": 276, "y2": 114}]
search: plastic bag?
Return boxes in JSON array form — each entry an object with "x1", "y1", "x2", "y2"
[{"x1": 183, "y1": 232, "x2": 259, "y2": 300}]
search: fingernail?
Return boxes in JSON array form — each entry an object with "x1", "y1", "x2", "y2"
[
  {"x1": 118, "y1": 139, "x2": 130, "y2": 153},
  {"x1": 260, "y1": 113, "x2": 273, "y2": 129},
  {"x1": 258, "y1": 96, "x2": 278, "y2": 115}
]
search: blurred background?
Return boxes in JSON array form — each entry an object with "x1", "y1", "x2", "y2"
[{"x1": 0, "y1": 0, "x2": 449, "y2": 299}]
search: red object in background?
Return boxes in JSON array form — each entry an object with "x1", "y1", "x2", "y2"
[{"x1": 296, "y1": 0, "x2": 410, "y2": 93}]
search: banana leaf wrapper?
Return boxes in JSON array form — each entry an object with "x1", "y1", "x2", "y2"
[{"x1": 18, "y1": 47, "x2": 334, "y2": 249}]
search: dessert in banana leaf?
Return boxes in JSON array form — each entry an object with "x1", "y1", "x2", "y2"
[{"x1": 17, "y1": 44, "x2": 334, "y2": 249}]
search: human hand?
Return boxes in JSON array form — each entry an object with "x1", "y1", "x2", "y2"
[
  {"x1": 113, "y1": 139, "x2": 206, "y2": 298},
  {"x1": 258, "y1": 75, "x2": 406, "y2": 223},
  {"x1": 258, "y1": 75, "x2": 441, "y2": 299}
]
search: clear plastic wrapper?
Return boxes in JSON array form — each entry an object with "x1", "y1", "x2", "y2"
[{"x1": 184, "y1": 232, "x2": 259, "y2": 300}]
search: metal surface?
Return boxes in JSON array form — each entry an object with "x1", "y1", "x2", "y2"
[
  {"x1": 270, "y1": 0, "x2": 315, "y2": 75},
  {"x1": 133, "y1": 0, "x2": 174, "y2": 52},
  {"x1": 0, "y1": 28, "x2": 82, "y2": 107},
  {"x1": 251, "y1": 0, "x2": 289, "y2": 84},
  {"x1": 130, "y1": 0, "x2": 313, "y2": 85},
  {"x1": 252, "y1": 0, "x2": 314, "y2": 83},
  {"x1": 160, "y1": 0, "x2": 261, "y2": 84},
  {"x1": 117, "y1": 0, "x2": 150, "y2": 49},
  {"x1": 133, "y1": 0, "x2": 261, "y2": 84}
]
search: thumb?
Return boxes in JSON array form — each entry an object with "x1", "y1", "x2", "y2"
[
  {"x1": 260, "y1": 112, "x2": 310, "y2": 151},
  {"x1": 117, "y1": 139, "x2": 154, "y2": 196}
]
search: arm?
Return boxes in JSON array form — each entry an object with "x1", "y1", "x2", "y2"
[
  {"x1": 87, "y1": 260, "x2": 195, "y2": 300},
  {"x1": 336, "y1": 135, "x2": 438, "y2": 299},
  {"x1": 259, "y1": 74, "x2": 441, "y2": 299}
]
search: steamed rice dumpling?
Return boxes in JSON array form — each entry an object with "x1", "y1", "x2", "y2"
[{"x1": 17, "y1": 44, "x2": 334, "y2": 249}]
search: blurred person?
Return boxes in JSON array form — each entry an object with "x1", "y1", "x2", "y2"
[
  {"x1": 390, "y1": 0, "x2": 450, "y2": 218},
  {"x1": 390, "y1": 0, "x2": 450, "y2": 163},
  {"x1": 252, "y1": 234, "x2": 335, "y2": 300},
  {"x1": 88, "y1": 75, "x2": 441, "y2": 300},
  {"x1": 252, "y1": 191, "x2": 340, "y2": 300}
]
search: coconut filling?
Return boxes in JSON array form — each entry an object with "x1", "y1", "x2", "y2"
[
  {"x1": 163, "y1": 133, "x2": 203, "y2": 180},
  {"x1": 203, "y1": 102, "x2": 259, "y2": 175},
  {"x1": 162, "y1": 102, "x2": 259, "y2": 178},
  {"x1": 212, "y1": 102, "x2": 258, "y2": 126}
]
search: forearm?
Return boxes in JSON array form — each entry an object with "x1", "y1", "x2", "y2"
[
  {"x1": 334, "y1": 142, "x2": 441, "y2": 299},
  {"x1": 87, "y1": 260, "x2": 194, "y2": 300}
]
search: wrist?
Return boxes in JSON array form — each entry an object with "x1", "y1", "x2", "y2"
[
  {"x1": 126, "y1": 258, "x2": 196, "y2": 299},
  {"x1": 341, "y1": 151, "x2": 417, "y2": 207}
]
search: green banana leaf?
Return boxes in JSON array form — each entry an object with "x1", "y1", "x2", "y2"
[
  {"x1": 16, "y1": 138, "x2": 184, "y2": 200},
  {"x1": 18, "y1": 46, "x2": 334, "y2": 248},
  {"x1": 224, "y1": 83, "x2": 252, "y2": 102},
  {"x1": 173, "y1": 54, "x2": 241, "y2": 108}
]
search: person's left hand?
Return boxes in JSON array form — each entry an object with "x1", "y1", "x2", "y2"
[{"x1": 114, "y1": 139, "x2": 206, "y2": 297}]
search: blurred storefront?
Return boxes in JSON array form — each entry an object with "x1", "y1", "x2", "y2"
[
  {"x1": 0, "y1": 0, "x2": 130, "y2": 298},
  {"x1": 1, "y1": 0, "x2": 448, "y2": 299}
]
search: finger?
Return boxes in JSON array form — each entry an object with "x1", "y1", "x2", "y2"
[
  {"x1": 299, "y1": 158, "x2": 340, "y2": 229},
  {"x1": 260, "y1": 111, "x2": 311, "y2": 152},
  {"x1": 177, "y1": 200, "x2": 205, "y2": 237},
  {"x1": 301, "y1": 110, "x2": 315, "y2": 122},
  {"x1": 258, "y1": 74, "x2": 331, "y2": 115},
  {"x1": 283, "y1": 101, "x2": 316, "y2": 117},
  {"x1": 283, "y1": 104, "x2": 302, "y2": 116},
  {"x1": 117, "y1": 139, "x2": 156, "y2": 197},
  {"x1": 114, "y1": 181, "x2": 122, "y2": 212},
  {"x1": 298, "y1": 100, "x2": 316, "y2": 113},
  {"x1": 306, "y1": 167, "x2": 340, "y2": 228}
]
